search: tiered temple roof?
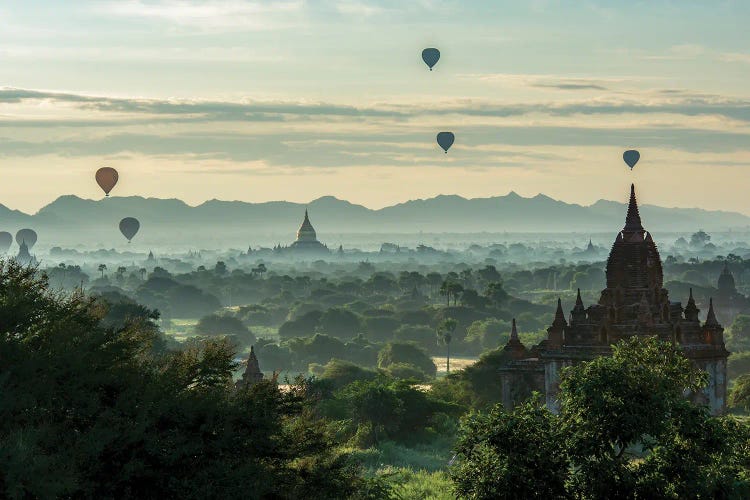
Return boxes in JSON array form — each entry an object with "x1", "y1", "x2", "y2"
[{"x1": 498, "y1": 184, "x2": 729, "y2": 414}]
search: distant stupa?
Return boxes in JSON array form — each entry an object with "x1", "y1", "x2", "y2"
[
  {"x1": 235, "y1": 346, "x2": 264, "y2": 389},
  {"x1": 289, "y1": 210, "x2": 329, "y2": 253},
  {"x1": 15, "y1": 240, "x2": 33, "y2": 266}
]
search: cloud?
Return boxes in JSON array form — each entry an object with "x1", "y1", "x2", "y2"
[
  {"x1": 100, "y1": 0, "x2": 304, "y2": 30},
  {"x1": 5, "y1": 87, "x2": 750, "y2": 125},
  {"x1": 335, "y1": 1, "x2": 385, "y2": 16},
  {"x1": 718, "y1": 52, "x2": 750, "y2": 64},
  {"x1": 459, "y1": 73, "x2": 625, "y2": 91}
]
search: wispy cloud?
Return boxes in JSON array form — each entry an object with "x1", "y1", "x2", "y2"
[
  {"x1": 100, "y1": 0, "x2": 304, "y2": 30},
  {"x1": 6, "y1": 87, "x2": 750, "y2": 124},
  {"x1": 718, "y1": 52, "x2": 750, "y2": 64},
  {"x1": 457, "y1": 73, "x2": 629, "y2": 92}
]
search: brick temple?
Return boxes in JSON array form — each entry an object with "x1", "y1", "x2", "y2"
[{"x1": 499, "y1": 184, "x2": 729, "y2": 414}]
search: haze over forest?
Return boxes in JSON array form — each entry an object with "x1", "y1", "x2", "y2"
[{"x1": 2, "y1": 190, "x2": 749, "y2": 249}]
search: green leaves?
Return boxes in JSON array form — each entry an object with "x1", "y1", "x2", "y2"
[
  {"x1": 451, "y1": 395, "x2": 568, "y2": 500},
  {"x1": 0, "y1": 260, "x2": 369, "y2": 499},
  {"x1": 450, "y1": 337, "x2": 750, "y2": 499}
]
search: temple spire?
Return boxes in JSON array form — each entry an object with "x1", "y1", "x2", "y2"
[
  {"x1": 552, "y1": 297, "x2": 567, "y2": 327},
  {"x1": 623, "y1": 183, "x2": 644, "y2": 233},
  {"x1": 705, "y1": 298, "x2": 720, "y2": 327},
  {"x1": 575, "y1": 288, "x2": 583, "y2": 307},
  {"x1": 510, "y1": 318, "x2": 519, "y2": 341}
]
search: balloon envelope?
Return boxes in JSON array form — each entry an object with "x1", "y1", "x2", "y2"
[
  {"x1": 0, "y1": 231, "x2": 12, "y2": 253},
  {"x1": 119, "y1": 217, "x2": 140, "y2": 242},
  {"x1": 15, "y1": 228, "x2": 37, "y2": 249},
  {"x1": 422, "y1": 48, "x2": 440, "y2": 70},
  {"x1": 623, "y1": 150, "x2": 640, "y2": 169},
  {"x1": 96, "y1": 167, "x2": 119, "y2": 196},
  {"x1": 436, "y1": 132, "x2": 455, "y2": 153}
]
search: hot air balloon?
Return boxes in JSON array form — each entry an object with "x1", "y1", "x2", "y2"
[
  {"x1": 119, "y1": 217, "x2": 140, "y2": 242},
  {"x1": 422, "y1": 48, "x2": 440, "y2": 70},
  {"x1": 0, "y1": 231, "x2": 12, "y2": 253},
  {"x1": 623, "y1": 150, "x2": 640, "y2": 170},
  {"x1": 96, "y1": 167, "x2": 119, "y2": 197},
  {"x1": 15, "y1": 228, "x2": 37, "y2": 249},
  {"x1": 437, "y1": 132, "x2": 455, "y2": 153}
]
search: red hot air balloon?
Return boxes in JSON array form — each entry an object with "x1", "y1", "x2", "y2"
[
  {"x1": 119, "y1": 217, "x2": 140, "y2": 243},
  {"x1": 96, "y1": 167, "x2": 119, "y2": 197}
]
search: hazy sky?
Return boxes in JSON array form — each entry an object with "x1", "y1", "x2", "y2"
[{"x1": 2, "y1": 1, "x2": 750, "y2": 214}]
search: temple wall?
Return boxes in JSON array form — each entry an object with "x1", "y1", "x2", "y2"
[
  {"x1": 500, "y1": 373, "x2": 513, "y2": 409},
  {"x1": 544, "y1": 359, "x2": 571, "y2": 413},
  {"x1": 703, "y1": 358, "x2": 727, "y2": 415}
]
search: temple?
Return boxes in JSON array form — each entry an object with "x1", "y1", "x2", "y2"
[
  {"x1": 714, "y1": 262, "x2": 750, "y2": 325},
  {"x1": 15, "y1": 240, "x2": 34, "y2": 266},
  {"x1": 274, "y1": 210, "x2": 329, "y2": 255},
  {"x1": 235, "y1": 346, "x2": 264, "y2": 389},
  {"x1": 499, "y1": 184, "x2": 729, "y2": 415}
]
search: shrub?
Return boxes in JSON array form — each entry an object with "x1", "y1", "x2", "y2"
[
  {"x1": 378, "y1": 342, "x2": 437, "y2": 379},
  {"x1": 195, "y1": 314, "x2": 255, "y2": 346}
]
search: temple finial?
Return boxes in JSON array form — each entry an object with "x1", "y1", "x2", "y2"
[
  {"x1": 624, "y1": 183, "x2": 644, "y2": 233},
  {"x1": 510, "y1": 318, "x2": 519, "y2": 340}
]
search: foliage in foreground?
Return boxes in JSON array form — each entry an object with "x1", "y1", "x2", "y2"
[
  {"x1": 451, "y1": 337, "x2": 750, "y2": 500},
  {"x1": 0, "y1": 260, "x2": 373, "y2": 499}
]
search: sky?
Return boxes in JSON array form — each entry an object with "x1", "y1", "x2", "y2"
[{"x1": 1, "y1": 0, "x2": 750, "y2": 214}]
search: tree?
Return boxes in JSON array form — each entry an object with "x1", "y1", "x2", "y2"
[
  {"x1": 377, "y1": 342, "x2": 436, "y2": 379},
  {"x1": 97, "y1": 263, "x2": 107, "y2": 278},
  {"x1": 115, "y1": 266, "x2": 127, "y2": 283},
  {"x1": 251, "y1": 263, "x2": 268, "y2": 278},
  {"x1": 450, "y1": 337, "x2": 750, "y2": 499},
  {"x1": 728, "y1": 314, "x2": 750, "y2": 352},
  {"x1": 451, "y1": 396, "x2": 568, "y2": 500},
  {"x1": 477, "y1": 265, "x2": 501, "y2": 284},
  {"x1": 394, "y1": 324, "x2": 437, "y2": 353},
  {"x1": 729, "y1": 374, "x2": 750, "y2": 411},
  {"x1": 465, "y1": 318, "x2": 510, "y2": 351},
  {"x1": 214, "y1": 260, "x2": 228, "y2": 275},
  {"x1": 318, "y1": 307, "x2": 361, "y2": 339},
  {"x1": 439, "y1": 280, "x2": 464, "y2": 307},
  {"x1": 438, "y1": 318, "x2": 457, "y2": 373},
  {"x1": 690, "y1": 229, "x2": 711, "y2": 248},
  {"x1": 425, "y1": 272, "x2": 443, "y2": 297},
  {"x1": 0, "y1": 259, "x2": 370, "y2": 499},
  {"x1": 330, "y1": 377, "x2": 458, "y2": 445},
  {"x1": 195, "y1": 314, "x2": 256, "y2": 346},
  {"x1": 485, "y1": 281, "x2": 509, "y2": 307}
]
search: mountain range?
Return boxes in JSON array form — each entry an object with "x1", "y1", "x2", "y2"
[{"x1": 1, "y1": 192, "x2": 748, "y2": 249}]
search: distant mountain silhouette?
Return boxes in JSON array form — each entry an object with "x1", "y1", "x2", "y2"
[{"x1": 2, "y1": 193, "x2": 748, "y2": 248}]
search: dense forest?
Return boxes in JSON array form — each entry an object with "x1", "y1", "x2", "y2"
[{"x1": 4, "y1": 229, "x2": 750, "y2": 498}]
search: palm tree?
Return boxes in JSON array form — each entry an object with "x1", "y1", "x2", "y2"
[
  {"x1": 437, "y1": 318, "x2": 457, "y2": 374},
  {"x1": 115, "y1": 266, "x2": 127, "y2": 282},
  {"x1": 439, "y1": 280, "x2": 451, "y2": 306},
  {"x1": 98, "y1": 264, "x2": 107, "y2": 278},
  {"x1": 139, "y1": 268, "x2": 147, "y2": 280}
]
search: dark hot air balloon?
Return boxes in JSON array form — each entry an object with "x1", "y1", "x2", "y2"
[
  {"x1": 15, "y1": 228, "x2": 37, "y2": 249},
  {"x1": 422, "y1": 48, "x2": 440, "y2": 70},
  {"x1": 436, "y1": 132, "x2": 455, "y2": 153},
  {"x1": 119, "y1": 217, "x2": 140, "y2": 242},
  {"x1": 623, "y1": 150, "x2": 640, "y2": 170},
  {"x1": 0, "y1": 231, "x2": 12, "y2": 253},
  {"x1": 96, "y1": 167, "x2": 119, "y2": 196}
]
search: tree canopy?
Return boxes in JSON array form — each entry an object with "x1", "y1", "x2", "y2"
[
  {"x1": 0, "y1": 260, "x2": 371, "y2": 499},
  {"x1": 450, "y1": 337, "x2": 750, "y2": 499}
]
